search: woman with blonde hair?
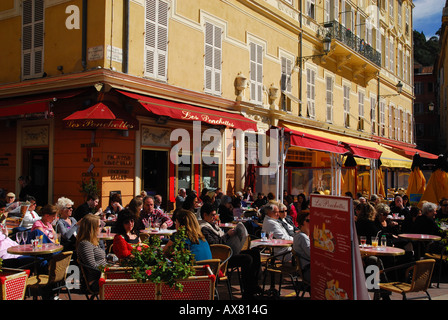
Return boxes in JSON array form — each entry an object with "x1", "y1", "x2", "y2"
[
  {"x1": 76, "y1": 214, "x2": 107, "y2": 291},
  {"x1": 163, "y1": 209, "x2": 212, "y2": 261},
  {"x1": 355, "y1": 202, "x2": 381, "y2": 245}
]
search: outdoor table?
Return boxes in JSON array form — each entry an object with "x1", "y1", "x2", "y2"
[
  {"x1": 398, "y1": 233, "x2": 441, "y2": 259},
  {"x1": 219, "y1": 223, "x2": 237, "y2": 229},
  {"x1": 98, "y1": 232, "x2": 116, "y2": 241},
  {"x1": 7, "y1": 243, "x2": 63, "y2": 276},
  {"x1": 359, "y1": 245, "x2": 405, "y2": 257},
  {"x1": 140, "y1": 228, "x2": 176, "y2": 236}
]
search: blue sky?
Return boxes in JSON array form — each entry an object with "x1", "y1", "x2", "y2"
[{"x1": 413, "y1": 0, "x2": 445, "y2": 39}]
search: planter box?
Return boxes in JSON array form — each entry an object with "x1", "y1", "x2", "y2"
[
  {"x1": 0, "y1": 268, "x2": 30, "y2": 300},
  {"x1": 99, "y1": 266, "x2": 215, "y2": 300}
]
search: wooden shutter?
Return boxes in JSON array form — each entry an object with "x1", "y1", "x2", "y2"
[
  {"x1": 145, "y1": 0, "x2": 168, "y2": 80},
  {"x1": 22, "y1": 0, "x2": 44, "y2": 79},
  {"x1": 250, "y1": 43, "x2": 263, "y2": 104},
  {"x1": 204, "y1": 22, "x2": 222, "y2": 95},
  {"x1": 326, "y1": 77, "x2": 333, "y2": 122}
]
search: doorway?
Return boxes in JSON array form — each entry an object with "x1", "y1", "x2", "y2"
[
  {"x1": 22, "y1": 148, "x2": 49, "y2": 206},
  {"x1": 142, "y1": 149, "x2": 168, "y2": 210}
]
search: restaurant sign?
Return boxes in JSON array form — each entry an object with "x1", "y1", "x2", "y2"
[
  {"x1": 64, "y1": 119, "x2": 136, "y2": 130},
  {"x1": 309, "y1": 194, "x2": 367, "y2": 300}
]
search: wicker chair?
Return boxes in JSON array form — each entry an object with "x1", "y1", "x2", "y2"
[
  {"x1": 27, "y1": 251, "x2": 73, "y2": 300},
  {"x1": 379, "y1": 259, "x2": 436, "y2": 300},
  {"x1": 77, "y1": 258, "x2": 100, "y2": 300},
  {"x1": 425, "y1": 246, "x2": 447, "y2": 288},
  {"x1": 210, "y1": 244, "x2": 233, "y2": 299}
]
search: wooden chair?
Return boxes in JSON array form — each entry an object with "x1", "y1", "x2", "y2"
[
  {"x1": 77, "y1": 258, "x2": 100, "y2": 300},
  {"x1": 425, "y1": 246, "x2": 447, "y2": 288},
  {"x1": 27, "y1": 251, "x2": 73, "y2": 300},
  {"x1": 209, "y1": 244, "x2": 233, "y2": 299},
  {"x1": 379, "y1": 259, "x2": 436, "y2": 300},
  {"x1": 139, "y1": 233, "x2": 149, "y2": 242}
]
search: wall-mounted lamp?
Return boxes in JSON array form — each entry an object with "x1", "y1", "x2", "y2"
[
  {"x1": 296, "y1": 35, "x2": 332, "y2": 67},
  {"x1": 428, "y1": 102, "x2": 435, "y2": 112},
  {"x1": 156, "y1": 115, "x2": 169, "y2": 125},
  {"x1": 379, "y1": 81, "x2": 403, "y2": 98}
]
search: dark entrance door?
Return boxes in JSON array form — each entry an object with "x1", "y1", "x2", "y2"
[
  {"x1": 22, "y1": 148, "x2": 49, "y2": 206},
  {"x1": 142, "y1": 149, "x2": 168, "y2": 210}
]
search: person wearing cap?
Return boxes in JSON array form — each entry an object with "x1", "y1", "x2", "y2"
[{"x1": 5, "y1": 192, "x2": 16, "y2": 207}]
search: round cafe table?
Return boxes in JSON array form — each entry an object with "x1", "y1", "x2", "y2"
[
  {"x1": 398, "y1": 233, "x2": 441, "y2": 259},
  {"x1": 359, "y1": 245, "x2": 405, "y2": 257},
  {"x1": 140, "y1": 228, "x2": 176, "y2": 236},
  {"x1": 7, "y1": 243, "x2": 63, "y2": 278},
  {"x1": 98, "y1": 232, "x2": 116, "y2": 241}
]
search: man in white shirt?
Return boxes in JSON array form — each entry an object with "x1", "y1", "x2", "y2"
[{"x1": 262, "y1": 204, "x2": 293, "y2": 241}]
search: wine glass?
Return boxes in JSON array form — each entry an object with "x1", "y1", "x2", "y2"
[
  {"x1": 16, "y1": 231, "x2": 23, "y2": 245},
  {"x1": 22, "y1": 231, "x2": 28, "y2": 244}
]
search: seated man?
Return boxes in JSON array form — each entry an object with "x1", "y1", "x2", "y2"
[{"x1": 261, "y1": 204, "x2": 292, "y2": 259}]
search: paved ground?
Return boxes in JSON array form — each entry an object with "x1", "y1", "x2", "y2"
[{"x1": 27, "y1": 258, "x2": 448, "y2": 302}]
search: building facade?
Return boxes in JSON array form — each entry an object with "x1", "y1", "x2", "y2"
[{"x1": 0, "y1": 0, "x2": 423, "y2": 210}]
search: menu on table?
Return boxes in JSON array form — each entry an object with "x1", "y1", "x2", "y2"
[{"x1": 309, "y1": 194, "x2": 359, "y2": 300}]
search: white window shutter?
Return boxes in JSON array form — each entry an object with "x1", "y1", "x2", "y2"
[
  {"x1": 145, "y1": 0, "x2": 168, "y2": 81},
  {"x1": 204, "y1": 22, "x2": 222, "y2": 95}
]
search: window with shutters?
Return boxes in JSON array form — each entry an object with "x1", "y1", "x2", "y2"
[
  {"x1": 398, "y1": 0, "x2": 402, "y2": 29},
  {"x1": 144, "y1": 0, "x2": 169, "y2": 81},
  {"x1": 22, "y1": 0, "x2": 44, "y2": 80},
  {"x1": 204, "y1": 22, "x2": 222, "y2": 95},
  {"x1": 389, "y1": 105, "x2": 395, "y2": 139},
  {"x1": 326, "y1": 76, "x2": 333, "y2": 123},
  {"x1": 358, "y1": 91, "x2": 364, "y2": 131},
  {"x1": 343, "y1": 85, "x2": 350, "y2": 128},
  {"x1": 389, "y1": 0, "x2": 394, "y2": 20},
  {"x1": 306, "y1": 68, "x2": 316, "y2": 119},
  {"x1": 389, "y1": 39, "x2": 394, "y2": 72},
  {"x1": 250, "y1": 42, "x2": 263, "y2": 104},
  {"x1": 280, "y1": 56, "x2": 293, "y2": 112},
  {"x1": 379, "y1": 100, "x2": 386, "y2": 136},
  {"x1": 306, "y1": 0, "x2": 315, "y2": 20},
  {"x1": 370, "y1": 96, "x2": 376, "y2": 134}
]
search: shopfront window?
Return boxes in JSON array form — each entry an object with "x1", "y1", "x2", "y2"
[
  {"x1": 202, "y1": 157, "x2": 219, "y2": 190},
  {"x1": 177, "y1": 156, "x2": 192, "y2": 195}
]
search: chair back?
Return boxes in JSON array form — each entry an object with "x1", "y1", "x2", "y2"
[
  {"x1": 409, "y1": 259, "x2": 435, "y2": 292},
  {"x1": 139, "y1": 233, "x2": 149, "y2": 242},
  {"x1": 210, "y1": 244, "x2": 232, "y2": 277},
  {"x1": 291, "y1": 250, "x2": 307, "y2": 282},
  {"x1": 240, "y1": 236, "x2": 251, "y2": 251},
  {"x1": 48, "y1": 251, "x2": 73, "y2": 284},
  {"x1": 195, "y1": 259, "x2": 221, "y2": 278}
]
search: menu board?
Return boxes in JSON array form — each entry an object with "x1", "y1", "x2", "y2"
[{"x1": 309, "y1": 194, "x2": 354, "y2": 300}]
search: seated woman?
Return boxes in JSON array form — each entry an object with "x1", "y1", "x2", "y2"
[
  {"x1": 76, "y1": 214, "x2": 108, "y2": 292},
  {"x1": 104, "y1": 193, "x2": 124, "y2": 220},
  {"x1": 200, "y1": 203, "x2": 262, "y2": 299},
  {"x1": 292, "y1": 212, "x2": 311, "y2": 283},
  {"x1": 55, "y1": 197, "x2": 79, "y2": 251},
  {"x1": 31, "y1": 204, "x2": 58, "y2": 243},
  {"x1": 163, "y1": 209, "x2": 212, "y2": 262},
  {"x1": 113, "y1": 209, "x2": 141, "y2": 260}
]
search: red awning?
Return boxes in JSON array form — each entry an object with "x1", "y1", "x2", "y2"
[
  {"x1": 117, "y1": 90, "x2": 258, "y2": 131},
  {"x1": 343, "y1": 143, "x2": 382, "y2": 160},
  {"x1": 63, "y1": 102, "x2": 138, "y2": 130},
  {"x1": 0, "y1": 89, "x2": 85, "y2": 117},
  {"x1": 285, "y1": 128, "x2": 348, "y2": 154},
  {"x1": 380, "y1": 142, "x2": 438, "y2": 159}
]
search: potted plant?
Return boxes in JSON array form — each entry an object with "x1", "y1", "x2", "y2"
[{"x1": 99, "y1": 227, "x2": 216, "y2": 300}]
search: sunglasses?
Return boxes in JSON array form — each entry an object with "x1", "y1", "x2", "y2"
[
  {"x1": 65, "y1": 207, "x2": 73, "y2": 210},
  {"x1": 305, "y1": 219, "x2": 310, "y2": 222}
]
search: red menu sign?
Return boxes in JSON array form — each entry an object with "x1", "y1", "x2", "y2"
[{"x1": 309, "y1": 194, "x2": 354, "y2": 300}]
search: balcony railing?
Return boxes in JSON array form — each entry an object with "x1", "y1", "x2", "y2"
[{"x1": 321, "y1": 20, "x2": 381, "y2": 67}]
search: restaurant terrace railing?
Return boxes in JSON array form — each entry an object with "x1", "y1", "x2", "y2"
[{"x1": 319, "y1": 20, "x2": 382, "y2": 67}]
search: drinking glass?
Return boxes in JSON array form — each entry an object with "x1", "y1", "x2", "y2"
[
  {"x1": 22, "y1": 231, "x2": 28, "y2": 244},
  {"x1": 261, "y1": 232, "x2": 266, "y2": 241},
  {"x1": 360, "y1": 236, "x2": 366, "y2": 247},
  {"x1": 381, "y1": 236, "x2": 387, "y2": 247},
  {"x1": 16, "y1": 231, "x2": 23, "y2": 245},
  {"x1": 268, "y1": 232, "x2": 274, "y2": 240},
  {"x1": 371, "y1": 236, "x2": 378, "y2": 248}
]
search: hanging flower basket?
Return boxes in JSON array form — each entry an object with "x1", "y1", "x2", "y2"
[{"x1": 0, "y1": 268, "x2": 30, "y2": 300}]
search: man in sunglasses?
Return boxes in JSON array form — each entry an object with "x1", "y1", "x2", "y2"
[{"x1": 437, "y1": 198, "x2": 448, "y2": 220}]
